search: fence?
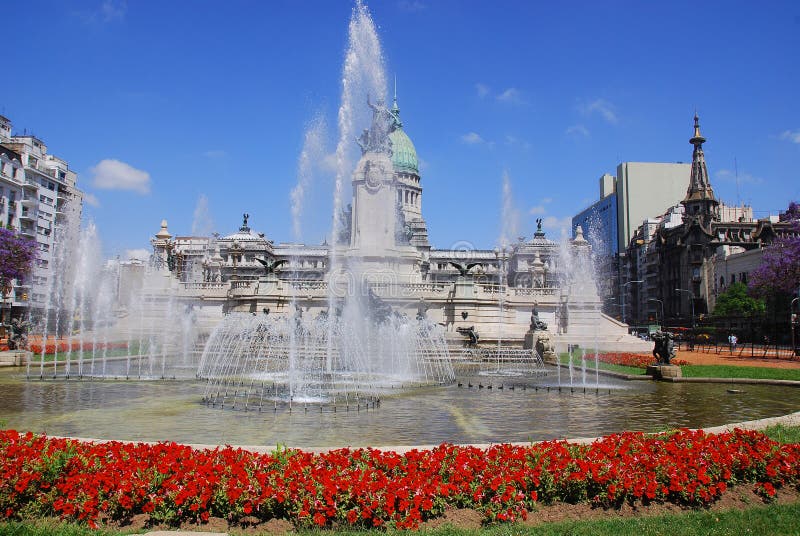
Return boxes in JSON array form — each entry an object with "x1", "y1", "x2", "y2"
[{"x1": 672, "y1": 314, "x2": 800, "y2": 360}]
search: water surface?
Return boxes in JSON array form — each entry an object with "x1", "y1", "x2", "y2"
[{"x1": 1, "y1": 368, "x2": 796, "y2": 448}]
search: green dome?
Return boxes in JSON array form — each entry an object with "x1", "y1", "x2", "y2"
[{"x1": 389, "y1": 127, "x2": 418, "y2": 175}]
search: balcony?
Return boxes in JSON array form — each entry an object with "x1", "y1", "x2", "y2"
[
  {"x1": 20, "y1": 210, "x2": 36, "y2": 222},
  {"x1": 21, "y1": 198, "x2": 36, "y2": 208},
  {"x1": 26, "y1": 160, "x2": 57, "y2": 179}
]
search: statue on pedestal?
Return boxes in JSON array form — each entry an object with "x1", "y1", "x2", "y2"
[{"x1": 652, "y1": 331, "x2": 676, "y2": 364}]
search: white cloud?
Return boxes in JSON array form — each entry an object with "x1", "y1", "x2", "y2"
[
  {"x1": 204, "y1": 149, "x2": 227, "y2": 159},
  {"x1": 542, "y1": 216, "x2": 573, "y2": 233},
  {"x1": 91, "y1": 159, "x2": 151, "y2": 194},
  {"x1": 581, "y1": 98, "x2": 618, "y2": 124},
  {"x1": 529, "y1": 205, "x2": 547, "y2": 215},
  {"x1": 541, "y1": 197, "x2": 553, "y2": 204},
  {"x1": 82, "y1": 193, "x2": 100, "y2": 207},
  {"x1": 504, "y1": 135, "x2": 532, "y2": 151},
  {"x1": 779, "y1": 130, "x2": 800, "y2": 144},
  {"x1": 566, "y1": 124, "x2": 590, "y2": 137},
  {"x1": 101, "y1": 0, "x2": 126, "y2": 22},
  {"x1": 475, "y1": 83, "x2": 490, "y2": 98},
  {"x1": 715, "y1": 169, "x2": 763, "y2": 185},
  {"x1": 461, "y1": 132, "x2": 485, "y2": 145},
  {"x1": 398, "y1": 0, "x2": 427, "y2": 11},
  {"x1": 496, "y1": 87, "x2": 525, "y2": 104},
  {"x1": 124, "y1": 248, "x2": 150, "y2": 262}
]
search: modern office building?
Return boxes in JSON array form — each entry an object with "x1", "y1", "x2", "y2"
[{"x1": 572, "y1": 173, "x2": 618, "y2": 255}]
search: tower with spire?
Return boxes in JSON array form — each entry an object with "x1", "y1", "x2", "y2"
[{"x1": 681, "y1": 113, "x2": 719, "y2": 229}]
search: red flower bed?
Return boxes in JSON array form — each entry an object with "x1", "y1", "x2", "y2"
[
  {"x1": 595, "y1": 352, "x2": 689, "y2": 368},
  {"x1": 27, "y1": 340, "x2": 129, "y2": 355},
  {"x1": 1, "y1": 429, "x2": 798, "y2": 529}
]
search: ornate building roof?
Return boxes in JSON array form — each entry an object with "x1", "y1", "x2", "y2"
[
  {"x1": 388, "y1": 96, "x2": 419, "y2": 174},
  {"x1": 222, "y1": 213, "x2": 268, "y2": 243},
  {"x1": 684, "y1": 114, "x2": 717, "y2": 204}
]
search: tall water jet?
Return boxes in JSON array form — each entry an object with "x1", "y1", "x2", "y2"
[
  {"x1": 191, "y1": 194, "x2": 215, "y2": 238},
  {"x1": 290, "y1": 115, "x2": 328, "y2": 383},
  {"x1": 495, "y1": 171, "x2": 519, "y2": 354},
  {"x1": 327, "y1": 0, "x2": 387, "y2": 368}
]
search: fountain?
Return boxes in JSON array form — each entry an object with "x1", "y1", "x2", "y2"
[{"x1": 3, "y1": 1, "x2": 797, "y2": 449}]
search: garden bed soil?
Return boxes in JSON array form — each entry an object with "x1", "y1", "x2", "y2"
[{"x1": 112, "y1": 485, "x2": 799, "y2": 534}]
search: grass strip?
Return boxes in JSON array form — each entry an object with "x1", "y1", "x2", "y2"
[
  {"x1": 680, "y1": 365, "x2": 800, "y2": 381},
  {"x1": 4, "y1": 501, "x2": 799, "y2": 536},
  {"x1": 558, "y1": 354, "x2": 646, "y2": 376},
  {"x1": 762, "y1": 423, "x2": 800, "y2": 444}
]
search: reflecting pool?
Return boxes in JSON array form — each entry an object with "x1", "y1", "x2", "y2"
[{"x1": 2, "y1": 367, "x2": 797, "y2": 448}]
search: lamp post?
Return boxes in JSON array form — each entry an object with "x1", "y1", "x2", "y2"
[
  {"x1": 791, "y1": 296, "x2": 799, "y2": 357},
  {"x1": 648, "y1": 298, "x2": 664, "y2": 329},
  {"x1": 674, "y1": 288, "x2": 695, "y2": 328},
  {"x1": 621, "y1": 280, "x2": 643, "y2": 325}
]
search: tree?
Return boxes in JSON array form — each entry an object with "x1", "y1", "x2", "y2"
[
  {"x1": 749, "y1": 201, "x2": 800, "y2": 297},
  {"x1": 0, "y1": 227, "x2": 37, "y2": 296},
  {"x1": 713, "y1": 282, "x2": 765, "y2": 317}
]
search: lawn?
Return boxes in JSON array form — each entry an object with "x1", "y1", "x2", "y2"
[
  {"x1": 559, "y1": 353, "x2": 800, "y2": 382},
  {"x1": 2, "y1": 501, "x2": 799, "y2": 535},
  {"x1": 681, "y1": 365, "x2": 800, "y2": 382}
]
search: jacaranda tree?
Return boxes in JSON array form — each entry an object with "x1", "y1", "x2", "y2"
[
  {"x1": 0, "y1": 227, "x2": 37, "y2": 296},
  {"x1": 749, "y1": 201, "x2": 800, "y2": 297}
]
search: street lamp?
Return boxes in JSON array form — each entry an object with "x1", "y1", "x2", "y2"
[
  {"x1": 648, "y1": 298, "x2": 664, "y2": 328},
  {"x1": 791, "y1": 296, "x2": 799, "y2": 357},
  {"x1": 674, "y1": 288, "x2": 695, "y2": 328},
  {"x1": 621, "y1": 280, "x2": 643, "y2": 325}
]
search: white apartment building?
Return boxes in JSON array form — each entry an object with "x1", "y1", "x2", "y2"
[{"x1": 0, "y1": 115, "x2": 83, "y2": 323}]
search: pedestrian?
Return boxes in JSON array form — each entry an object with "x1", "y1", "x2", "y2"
[{"x1": 728, "y1": 333, "x2": 737, "y2": 352}]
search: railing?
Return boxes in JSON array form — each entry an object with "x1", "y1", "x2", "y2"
[
  {"x1": 230, "y1": 280, "x2": 253, "y2": 290},
  {"x1": 479, "y1": 284, "x2": 507, "y2": 294},
  {"x1": 513, "y1": 287, "x2": 557, "y2": 296},
  {"x1": 369, "y1": 282, "x2": 449, "y2": 294},
  {"x1": 286, "y1": 280, "x2": 328, "y2": 291},
  {"x1": 180, "y1": 282, "x2": 227, "y2": 290},
  {"x1": 28, "y1": 161, "x2": 57, "y2": 178}
]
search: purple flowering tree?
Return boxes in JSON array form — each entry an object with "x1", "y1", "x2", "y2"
[
  {"x1": 0, "y1": 227, "x2": 37, "y2": 299},
  {"x1": 749, "y1": 202, "x2": 800, "y2": 297}
]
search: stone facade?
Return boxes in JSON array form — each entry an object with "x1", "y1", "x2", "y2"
[
  {"x1": 144, "y1": 99, "x2": 649, "y2": 353},
  {"x1": 623, "y1": 116, "x2": 797, "y2": 327}
]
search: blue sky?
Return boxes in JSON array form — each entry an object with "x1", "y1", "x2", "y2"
[{"x1": 5, "y1": 0, "x2": 799, "y2": 258}]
